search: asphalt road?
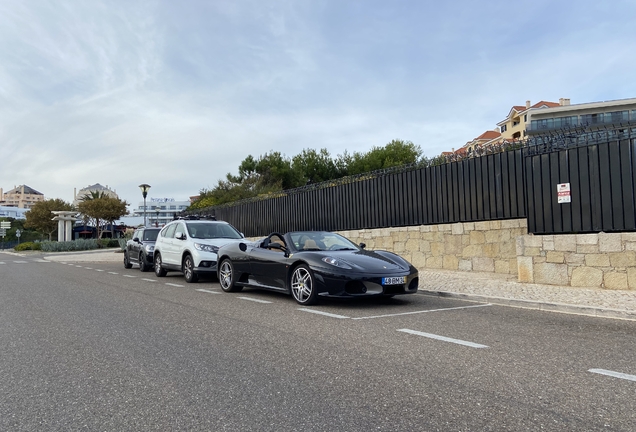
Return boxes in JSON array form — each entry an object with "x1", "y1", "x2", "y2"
[{"x1": 1, "y1": 255, "x2": 636, "y2": 431}]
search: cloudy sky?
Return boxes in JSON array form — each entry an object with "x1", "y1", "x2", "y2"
[{"x1": 1, "y1": 0, "x2": 635, "y2": 209}]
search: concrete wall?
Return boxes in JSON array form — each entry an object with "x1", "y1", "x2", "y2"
[{"x1": 337, "y1": 220, "x2": 636, "y2": 290}]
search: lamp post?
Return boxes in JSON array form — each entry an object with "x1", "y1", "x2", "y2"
[
  {"x1": 155, "y1": 208, "x2": 160, "y2": 227},
  {"x1": 138, "y1": 184, "x2": 151, "y2": 226}
]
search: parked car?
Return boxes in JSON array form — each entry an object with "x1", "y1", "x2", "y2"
[
  {"x1": 216, "y1": 230, "x2": 419, "y2": 305},
  {"x1": 124, "y1": 227, "x2": 160, "y2": 272},
  {"x1": 153, "y1": 219, "x2": 244, "y2": 283}
]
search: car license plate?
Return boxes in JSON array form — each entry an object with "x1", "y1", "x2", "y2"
[{"x1": 382, "y1": 276, "x2": 406, "y2": 285}]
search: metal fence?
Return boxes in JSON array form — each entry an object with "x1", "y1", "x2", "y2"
[
  {"x1": 197, "y1": 126, "x2": 636, "y2": 237},
  {"x1": 209, "y1": 150, "x2": 527, "y2": 237},
  {"x1": 525, "y1": 139, "x2": 636, "y2": 234}
]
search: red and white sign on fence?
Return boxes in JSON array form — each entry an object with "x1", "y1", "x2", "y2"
[{"x1": 557, "y1": 183, "x2": 571, "y2": 204}]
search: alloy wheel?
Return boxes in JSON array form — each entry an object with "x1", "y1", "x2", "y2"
[
  {"x1": 183, "y1": 255, "x2": 198, "y2": 283},
  {"x1": 291, "y1": 265, "x2": 316, "y2": 305}
]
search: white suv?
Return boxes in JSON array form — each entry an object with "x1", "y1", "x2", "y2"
[{"x1": 153, "y1": 219, "x2": 244, "y2": 283}]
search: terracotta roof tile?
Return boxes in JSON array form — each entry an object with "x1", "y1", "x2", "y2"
[
  {"x1": 530, "y1": 101, "x2": 560, "y2": 109},
  {"x1": 475, "y1": 130, "x2": 501, "y2": 140}
]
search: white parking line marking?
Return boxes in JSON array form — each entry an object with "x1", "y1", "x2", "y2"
[
  {"x1": 0, "y1": 262, "x2": 5, "y2": 265},
  {"x1": 353, "y1": 304, "x2": 493, "y2": 320},
  {"x1": 68, "y1": 264, "x2": 75, "y2": 266},
  {"x1": 397, "y1": 329, "x2": 489, "y2": 348},
  {"x1": 108, "y1": 272, "x2": 118, "y2": 275},
  {"x1": 238, "y1": 297, "x2": 272, "y2": 304},
  {"x1": 142, "y1": 278, "x2": 156, "y2": 282},
  {"x1": 75, "y1": 265, "x2": 82, "y2": 268},
  {"x1": 589, "y1": 369, "x2": 636, "y2": 382},
  {"x1": 123, "y1": 275, "x2": 136, "y2": 278},
  {"x1": 84, "y1": 267, "x2": 92, "y2": 269},
  {"x1": 298, "y1": 308, "x2": 350, "y2": 319},
  {"x1": 95, "y1": 269, "x2": 104, "y2": 272},
  {"x1": 33, "y1": 259, "x2": 48, "y2": 263},
  {"x1": 195, "y1": 289, "x2": 220, "y2": 294},
  {"x1": 166, "y1": 283, "x2": 185, "y2": 287},
  {"x1": 14, "y1": 261, "x2": 28, "y2": 263}
]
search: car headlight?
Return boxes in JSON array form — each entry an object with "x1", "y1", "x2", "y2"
[
  {"x1": 322, "y1": 257, "x2": 352, "y2": 269},
  {"x1": 194, "y1": 243, "x2": 219, "y2": 253},
  {"x1": 145, "y1": 245, "x2": 154, "y2": 253}
]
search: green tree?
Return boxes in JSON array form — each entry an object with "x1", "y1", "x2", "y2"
[
  {"x1": 77, "y1": 196, "x2": 128, "y2": 238},
  {"x1": 79, "y1": 190, "x2": 108, "y2": 201},
  {"x1": 24, "y1": 199, "x2": 75, "y2": 241},
  {"x1": 252, "y1": 151, "x2": 302, "y2": 190},
  {"x1": 189, "y1": 138, "x2": 424, "y2": 210},
  {"x1": 292, "y1": 148, "x2": 341, "y2": 184},
  {"x1": 345, "y1": 139, "x2": 422, "y2": 175}
]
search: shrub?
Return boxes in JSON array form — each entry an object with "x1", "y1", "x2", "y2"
[
  {"x1": 14, "y1": 242, "x2": 42, "y2": 251},
  {"x1": 40, "y1": 239, "x2": 99, "y2": 252},
  {"x1": 96, "y1": 239, "x2": 120, "y2": 249}
]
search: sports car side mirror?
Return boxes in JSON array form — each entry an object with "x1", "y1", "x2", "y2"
[
  {"x1": 359, "y1": 242, "x2": 366, "y2": 249},
  {"x1": 176, "y1": 232, "x2": 187, "y2": 240}
]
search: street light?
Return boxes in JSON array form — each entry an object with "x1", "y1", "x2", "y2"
[{"x1": 138, "y1": 184, "x2": 151, "y2": 226}]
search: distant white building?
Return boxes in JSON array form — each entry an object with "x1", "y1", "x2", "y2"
[
  {"x1": 132, "y1": 197, "x2": 190, "y2": 227},
  {"x1": 0, "y1": 205, "x2": 28, "y2": 220}
]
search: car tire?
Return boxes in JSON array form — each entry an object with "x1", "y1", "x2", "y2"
[
  {"x1": 154, "y1": 253, "x2": 167, "y2": 277},
  {"x1": 219, "y1": 259, "x2": 242, "y2": 292},
  {"x1": 183, "y1": 254, "x2": 199, "y2": 283},
  {"x1": 139, "y1": 253, "x2": 149, "y2": 272},
  {"x1": 290, "y1": 264, "x2": 317, "y2": 305},
  {"x1": 123, "y1": 251, "x2": 133, "y2": 269}
]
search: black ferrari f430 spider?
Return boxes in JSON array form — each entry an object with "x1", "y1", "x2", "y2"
[{"x1": 216, "y1": 231, "x2": 419, "y2": 305}]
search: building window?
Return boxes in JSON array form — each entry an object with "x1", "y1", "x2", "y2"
[
  {"x1": 500, "y1": 125, "x2": 507, "y2": 133},
  {"x1": 581, "y1": 113, "x2": 604, "y2": 125}
]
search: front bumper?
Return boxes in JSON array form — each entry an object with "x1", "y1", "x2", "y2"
[
  {"x1": 193, "y1": 253, "x2": 218, "y2": 273},
  {"x1": 312, "y1": 267, "x2": 419, "y2": 297}
]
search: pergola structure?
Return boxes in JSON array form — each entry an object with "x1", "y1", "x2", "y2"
[{"x1": 52, "y1": 211, "x2": 80, "y2": 242}]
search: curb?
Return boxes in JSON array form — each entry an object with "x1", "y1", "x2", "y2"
[{"x1": 420, "y1": 290, "x2": 636, "y2": 322}]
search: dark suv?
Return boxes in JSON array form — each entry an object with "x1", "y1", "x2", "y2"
[{"x1": 124, "y1": 227, "x2": 161, "y2": 272}]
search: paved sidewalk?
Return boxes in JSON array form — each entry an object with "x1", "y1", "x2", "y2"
[
  {"x1": 420, "y1": 269, "x2": 636, "y2": 321},
  {"x1": 4, "y1": 249, "x2": 636, "y2": 320},
  {"x1": 42, "y1": 249, "x2": 123, "y2": 263}
]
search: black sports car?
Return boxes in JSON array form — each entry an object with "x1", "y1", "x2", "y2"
[{"x1": 216, "y1": 231, "x2": 419, "y2": 305}]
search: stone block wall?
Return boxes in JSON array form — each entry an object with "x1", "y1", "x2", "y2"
[
  {"x1": 336, "y1": 219, "x2": 528, "y2": 276},
  {"x1": 336, "y1": 221, "x2": 636, "y2": 289},
  {"x1": 517, "y1": 232, "x2": 636, "y2": 289}
]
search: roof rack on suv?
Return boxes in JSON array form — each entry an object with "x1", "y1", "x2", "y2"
[{"x1": 178, "y1": 214, "x2": 216, "y2": 221}]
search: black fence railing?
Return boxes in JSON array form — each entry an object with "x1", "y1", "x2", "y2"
[
  {"x1": 192, "y1": 125, "x2": 636, "y2": 237},
  {"x1": 525, "y1": 139, "x2": 636, "y2": 234}
]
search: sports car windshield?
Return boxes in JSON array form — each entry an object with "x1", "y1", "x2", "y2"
[
  {"x1": 187, "y1": 222, "x2": 243, "y2": 239},
  {"x1": 289, "y1": 231, "x2": 360, "y2": 252}
]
